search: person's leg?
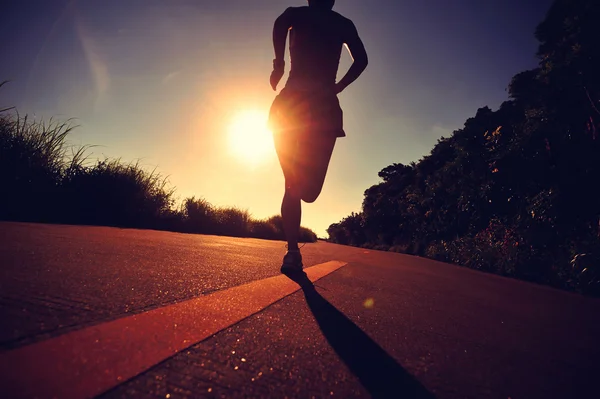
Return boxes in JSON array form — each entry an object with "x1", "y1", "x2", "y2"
[
  {"x1": 279, "y1": 133, "x2": 336, "y2": 246},
  {"x1": 281, "y1": 184, "x2": 301, "y2": 251},
  {"x1": 298, "y1": 134, "x2": 337, "y2": 203},
  {"x1": 270, "y1": 91, "x2": 338, "y2": 272},
  {"x1": 297, "y1": 91, "x2": 340, "y2": 202},
  {"x1": 273, "y1": 131, "x2": 303, "y2": 254},
  {"x1": 277, "y1": 133, "x2": 336, "y2": 249}
]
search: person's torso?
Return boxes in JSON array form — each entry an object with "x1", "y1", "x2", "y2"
[{"x1": 286, "y1": 7, "x2": 349, "y2": 91}]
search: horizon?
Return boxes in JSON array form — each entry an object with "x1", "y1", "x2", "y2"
[{"x1": 0, "y1": 0, "x2": 553, "y2": 236}]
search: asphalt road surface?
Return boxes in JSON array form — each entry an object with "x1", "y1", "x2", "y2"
[{"x1": 1, "y1": 222, "x2": 599, "y2": 399}]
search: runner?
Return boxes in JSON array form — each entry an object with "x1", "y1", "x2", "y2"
[{"x1": 269, "y1": 0, "x2": 368, "y2": 273}]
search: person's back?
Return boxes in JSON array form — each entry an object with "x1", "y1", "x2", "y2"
[{"x1": 285, "y1": 6, "x2": 350, "y2": 90}]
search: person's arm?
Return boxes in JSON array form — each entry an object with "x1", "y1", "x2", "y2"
[
  {"x1": 335, "y1": 20, "x2": 368, "y2": 94},
  {"x1": 270, "y1": 8, "x2": 294, "y2": 91}
]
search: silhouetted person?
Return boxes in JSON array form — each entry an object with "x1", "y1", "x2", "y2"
[{"x1": 269, "y1": 0, "x2": 368, "y2": 273}]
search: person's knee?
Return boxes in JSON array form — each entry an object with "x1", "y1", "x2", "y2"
[{"x1": 301, "y1": 185, "x2": 323, "y2": 203}]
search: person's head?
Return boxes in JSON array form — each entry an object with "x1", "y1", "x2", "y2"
[{"x1": 308, "y1": 0, "x2": 335, "y2": 10}]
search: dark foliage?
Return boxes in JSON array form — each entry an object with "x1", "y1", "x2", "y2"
[{"x1": 328, "y1": 0, "x2": 600, "y2": 295}]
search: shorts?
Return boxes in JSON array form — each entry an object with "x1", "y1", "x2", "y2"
[{"x1": 268, "y1": 88, "x2": 345, "y2": 138}]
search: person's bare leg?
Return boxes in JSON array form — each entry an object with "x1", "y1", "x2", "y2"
[
  {"x1": 273, "y1": 131, "x2": 303, "y2": 253},
  {"x1": 280, "y1": 182, "x2": 304, "y2": 273},
  {"x1": 281, "y1": 186, "x2": 301, "y2": 251},
  {"x1": 300, "y1": 136, "x2": 336, "y2": 203}
]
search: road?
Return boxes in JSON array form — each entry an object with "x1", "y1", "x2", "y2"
[{"x1": 1, "y1": 222, "x2": 599, "y2": 398}]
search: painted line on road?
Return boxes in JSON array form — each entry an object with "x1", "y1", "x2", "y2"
[{"x1": 0, "y1": 260, "x2": 347, "y2": 399}]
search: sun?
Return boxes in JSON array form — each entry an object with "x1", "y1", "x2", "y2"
[{"x1": 228, "y1": 110, "x2": 274, "y2": 164}]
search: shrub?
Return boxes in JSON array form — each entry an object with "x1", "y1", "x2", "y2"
[
  {"x1": 249, "y1": 220, "x2": 281, "y2": 240},
  {"x1": 214, "y1": 207, "x2": 251, "y2": 237},
  {"x1": 424, "y1": 241, "x2": 450, "y2": 261},
  {"x1": 183, "y1": 197, "x2": 218, "y2": 233},
  {"x1": 0, "y1": 112, "x2": 78, "y2": 222},
  {"x1": 299, "y1": 226, "x2": 318, "y2": 243},
  {"x1": 61, "y1": 159, "x2": 175, "y2": 228}
]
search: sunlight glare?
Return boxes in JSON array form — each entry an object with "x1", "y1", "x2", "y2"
[{"x1": 228, "y1": 110, "x2": 274, "y2": 165}]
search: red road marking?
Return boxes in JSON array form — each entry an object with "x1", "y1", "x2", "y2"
[{"x1": 0, "y1": 261, "x2": 347, "y2": 399}]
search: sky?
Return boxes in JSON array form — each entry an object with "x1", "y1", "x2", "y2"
[{"x1": 0, "y1": 0, "x2": 554, "y2": 237}]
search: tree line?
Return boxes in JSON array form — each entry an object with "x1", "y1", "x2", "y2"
[{"x1": 327, "y1": 0, "x2": 600, "y2": 295}]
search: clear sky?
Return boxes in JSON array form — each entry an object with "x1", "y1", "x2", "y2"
[{"x1": 1, "y1": 0, "x2": 553, "y2": 237}]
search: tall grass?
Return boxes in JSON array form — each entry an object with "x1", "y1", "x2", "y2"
[
  {"x1": 0, "y1": 97, "x2": 318, "y2": 242},
  {"x1": 61, "y1": 159, "x2": 175, "y2": 227},
  {"x1": 0, "y1": 112, "x2": 77, "y2": 222},
  {"x1": 182, "y1": 198, "x2": 317, "y2": 242}
]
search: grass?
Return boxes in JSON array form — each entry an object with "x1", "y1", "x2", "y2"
[
  {"x1": 0, "y1": 111, "x2": 77, "y2": 222},
  {"x1": 182, "y1": 199, "x2": 316, "y2": 242},
  {"x1": 0, "y1": 97, "x2": 318, "y2": 242}
]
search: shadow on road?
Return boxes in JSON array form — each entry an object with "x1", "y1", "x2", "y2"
[{"x1": 286, "y1": 271, "x2": 435, "y2": 399}]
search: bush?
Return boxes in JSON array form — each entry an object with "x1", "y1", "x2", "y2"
[
  {"x1": 184, "y1": 197, "x2": 218, "y2": 233},
  {"x1": 0, "y1": 112, "x2": 78, "y2": 222},
  {"x1": 214, "y1": 207, "x2": 251, "y2": 237},
  {"x1": 424, "y1": 241, "x2": 450, "y2": 262},
  {"x1": 569, "y1": 253, "x2": 600, "y2": 296},
  {"x1": 0, "y1": 87, "x2": 320, "y2": 243},
  {"x1": 61, "y1": 159, "x2": 175, "y2": 228},
  {"x1": 249, "y1": 219, "x2": 281, "y2": 240},
  {"x1": 299, "y1": 226, "x2": 318, "y2": 243},
  {"x1": 266, "y1": 215, "x2": 284, "y2": 234}
]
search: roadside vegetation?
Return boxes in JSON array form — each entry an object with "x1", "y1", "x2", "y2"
[
  {"x1": 0, "y1": 91, "x2": 317, "y2": 243},
  {"x1": 327, "y1": 0, "x2": 600, "y2": 296}
]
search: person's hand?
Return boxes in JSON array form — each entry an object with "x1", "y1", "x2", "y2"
[
  {"x1": 270, "y1": 68, "x2": 284, "y2": 91},
  {"x1": 270, "y1": 59, "x2": 285, "y2": 91}
]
